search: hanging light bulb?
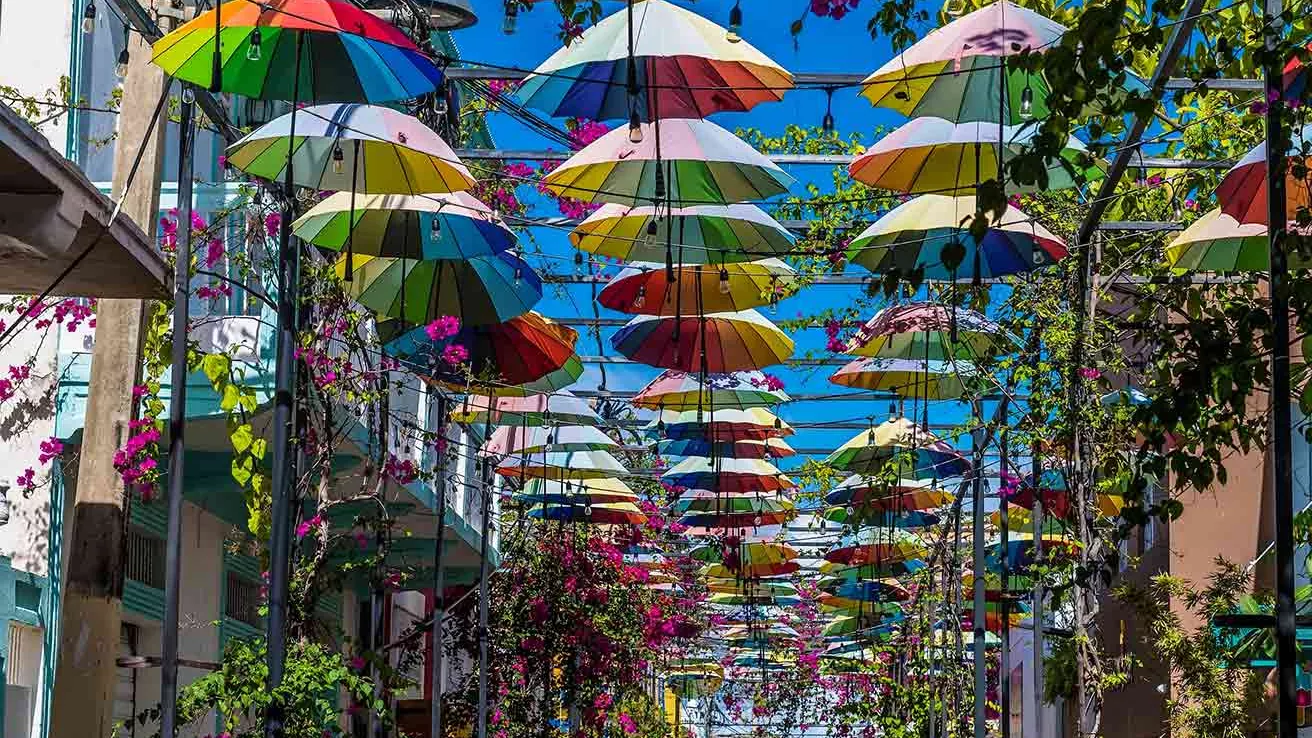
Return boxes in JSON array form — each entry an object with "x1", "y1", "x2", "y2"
[
  {"x1": 726, "y1": 0, "x2": 743, "y2": 42},
  {"x1": 1213, "y1": 38, "x2": 1231, "y2": 70},
  {"x1": 332, "y1": 143, "x2": 345, "y2": 175},
  {"x1": 574, "y1": 251, "x2": 584, "y2": 276},
  {"x1": 718, "y1": 267, "x2": 731, "y2": 295},
  {"x1": 633, "y1": 284, "x2": 647, "y2": 310},
  {"x1": 1020, "y1": 85, "x2": 1034, "y2": 119},
  {"x1": 628, "y1": 110, "x2": 644, "y2": 144},
  {"x1": 888, "y1": 402, "x2": 897, "y2": 421},
  {"x1": 181, "y1": 86, "x2": 195, "y2": 104},
  {"x1": 502, "y1": 0, "x2": 518, "y2": 34},
  {"x1": 773, "y1": 416, "x2": 782, "y2": 429},
  {"x1": 513, "y1": 266, "x2": 523, "y2": 285},
  {"x1": 434, "y1": 85, "x2": 449, "y2": 117},
  {"x1": 654, "y1": 165, "x2": 667, "y2": 201},
  {"x1": 246, "y1": 28, "x2": 263, "y2": 61},
  {"x1": 82, "y1": 2, "x2": 97, "y2": 34},
  {"x1": 657, "y1": 415, "x2": 666, "y2": 432},
  {"x1": 115, "y1": 48, "x2": 130, "y2": 80},
  {"x1": 585, "y1": 503, "x2": 593, "y2": 516},
  {"x1": 753, "y1": 515, "x2": 762, "y2": 527},
  {"x1": 430, "y1": 214, "x2": 442, "y2": 240},
  {"x1": 643, "y1": 218, "x2": 659, "y2": 246},
  {"x1": 821, "y1": 89, "x2": 836, "y2": 133},
  {"x1": 770, "y1": 294, "x2": 779, "y2": 314},
  {"x1": 1173, "y1": 200, "x2": 1184, "y2": 221}
]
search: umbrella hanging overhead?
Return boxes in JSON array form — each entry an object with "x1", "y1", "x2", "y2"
[
  {"x1": 825, "y1": 528, "x2": 929, "y2": 565},
  {"x1": 823, "y1": 613, "x2": 903, "y2": 639},
  {"x1": 572, "y1": 203, "x2": 795, "y2": 264},
  {"x1": 598, "y1": 259, "x2": 796, "y2": 315},
  {"x1": 702, "y1": 560, "x2": 801, "y2": 579},
  {"x1": 541, "y1": 118, "x2": 794, "y2": 206},
  {"x1": 452, "y1": 391, "x2": 601, "y2": 427},
  {"x1": 226, "y1": 104, "x2": 475, "y2": 193},
  {"x1": 1164, "y1": 208, "x2": 1309, "y2": 271},
  {"x1": 510, "y1": 354, "x2": 586, "y2": 396},
  {"x1": 988, "y1": 532, "x2": 1081, "y2": 569},
  {"x1": 825, "y1": 417, "x2": 970, "y2": 479},
  {"x1": 991, "y1": 504, "x2": 1070, "y2": 534},
  {"x1": 847, "y1": 195, "x2": 1067, "y2": 278},
  {"x1": 648, "y1": 407, "x2": 794, "y2": 441},
  {"x1": 848, "y1": 117, "x2": 1100, "y2": 194},
  {"x1": 151, "y1": 0, "x2": 444, "y2": 103},
  {"x1": 513, "y1": 477, "x2": 638, "y2": 505},
  {"x1": 823, "y1": 507, "x2": 942, "y2": 529},
  {"x1": 1003, "y1": 468, "x2": 1124, "y2": 520},
  {"x1": 1214, "y1": 124, "x2": 1312, "y2": 225},
  {"x1": 517, "y1": 0, "x2": 792, "y2": 120},
  {"x1": 657, "y1": 437, "x2": 796, "y2": 460},
  {"x1": 528, "y1": 500, "x2": 648, "y2": 526},
  {"x1": 384, "y1": 312, "x2": 576, "y2": 388},
  {"x1": 611, "y1": 309, "x2": 794, "y2": 372},
  {"x1": 496, "y1": 449, "x2": 628, "y2": 481},
  {"x1": 818, "y1": 578, "x2": 913, "y2": 603},
  {"x1": 662, "y1": 457, "x2": 796, "y2": 494},
  {"x1": 339, "y1": 250, "x2": 541, "y2": 326},
  {"x1": 825, "y1": 476, "x2": 954, "y2": 511},
  {"x1": 819, "y1": 559, "x2": 927, "y2": 581},
  {"x1": 293, "y1": 192, "x2": 514, "y2": 260},
  {"x1": 482, "y1": 425, "x2": 617, "y2": 457},
  {"x1": 829, "y1": 357, "x2": 985, "y2": 399},
  {"x1": 860, "y1": 1, "x2": 1067, "y2": 124},
  {"x1": 846, "y1": 302, "x2": 1017, "y2": 360},
  {"x1": 633, "y1": 370, "x2": 790, "y2": 411}
]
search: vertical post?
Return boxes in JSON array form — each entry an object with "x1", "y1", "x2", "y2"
[
  {"x1": 1031, "y1": 419, "x2": 1045, "y2": 738},
  {"x1": 159, "y1": 82, "x2": 196, "y2": 738},
  {"x1": 1265, "y1": 0, "x2": 1297, "y2": 735},
  {"x1": 971, "y1": 401, "x2": 987, "y2": 738},
  {"x1": 475, "y1": 408, "x2": 496, "y2": 738},
  {"x1": 263, "y1": 31, "x2": 305, "y2": 738},
  {"x1": 430, "y1": 394, "x2": 450, "y2": 738},
  {"x1": 999, "y1": 423, "x2": 1011, "y2": 738}
]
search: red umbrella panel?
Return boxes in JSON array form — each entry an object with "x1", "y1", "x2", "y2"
[
  {"x1": 1214, "y1": 130, "x2": 1312, "y2": 225},
  {"x1": 611, "y1": 309, "x2": 793, "y2": 372},
  {"x1": 384, "y1": 312, "x2": 577, "y2": 388}
]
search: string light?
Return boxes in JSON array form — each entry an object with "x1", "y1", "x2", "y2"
[
  {"x1": 633, "y1": 284, "x2": 647, "y2": 310},
  {"x1": 430, "y1": 214, "x2": 442, "y2": 240},
  {"x1": 116, "y1": 48, "x2": 130, "y2": 80},
  {"x1": 82, "y1": 2, "x2": 97, "y2": 35},
  {"x1": 503, "y1": 1, "x2": 518, "y2": 34},
  {"x1": 643, "y1": 218, "x2": 659, "y2": 246},
  {"x1": 718, "y1": 267, "x2": 731, "y2": 295},
  {"x1": 726, "y1": 1, "x2": 743, "y2": 43},
  {"x1": 246, "y1": 28, "x2": 263, "y2": 61},
  {"x1": 628, "y1": 110, "x2": 644, "y2": 144},
  {"x1": 1020, "y1": 85, "x2": 1034, "y2": 119},
  {"x1": 574, "y1": 251, "x2": 584, "y2": 276},
  {"x1": 435, "y1": 85, "x2": 449, "y2": 117},
  {"x1": 332, "y1": 143, "x2": 345, "y2": 175},
  {"x1": 822, "y1": 88, "x2": 836, "y2": 133},
  {"x1": 513, "y1": 266, "x2": 523, "y2": 285}
]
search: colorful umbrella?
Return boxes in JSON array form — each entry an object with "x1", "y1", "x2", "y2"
[
  {"x1": 151, "y1": 0, "x2": 443, "y2": 103},
  {"x1": 1004, "y1": 468, "x2": 1124, "y2": 520},
  {"x1": 990, "y1": 504, "x2": 1070, "y2": 534},
  {"x1": 1214, "y1": 124, "x2": 1312, "y2": 225},
  {"x1": 709, "y1": 592, "x2": 799, "y2": 607},
  {"x1": 598, "y1": 259, "x2": 796, "y2": 315},
  {"x1": 513, "y1": 477, "x2": 638, "y2": 505},
  {"x1": 825, "y1": 529, "x2": 929, "y2": 565},
  {"x1": 848, "y1": 117, "x2": 1100, "y2": 194},
  {"x1": 825, "y1": 417, "x2": 970, "y2": 479},
  {"x1": 702, "y1": 561, "x2": 800, "y2": 579},
  {"x1": 385, "y1": 312, "x2": 576, "y2": 388},
  {"x1": 528, "y1": 500, "x2": 648, "y2": 526},
  {"x1": 691, "y1": 539, "x2": 799, "y2": 564},
  {"x1": 611, "y1": 309, "x2": 794, "y2": 372},
  {"x1": 829, "y1": 357, "x2": 985, "y2": 399},
  {"x1": 510, "y1": 354, "x2": 586, "y2": 396},
  {"x1": 633, "y1": 370, "x2": 790, "y2": 411},
  {"x1": 825, "y1": 476, "x2": 954, "y2": 511},
  {"x1": 663, "y1": 457, "x2": 796, "y2": 494},
  {"x1": 648, "y1": 407, "x2": 794, "y2": 441},
  {"x1": 817, "y1": 594, "x2": 906, "y2": 616},
  {"x1": 819, "y1": 578, "x2": 912, "y2": 603},
  {"x1": 541, "y1": 118, "x2": 794, "y2": 206},
  {"x1": 988, "y1": 532, "x2": 1081, "y2": 569},
  {"x1": 496, "y1": 449, "x2": 628, "y2": 481},
  {"x1": 572, "y1": 203, "x2": 795, "y2": 264},
  {"x1": 823, "y1": 507, "x2": 941, "y2": 529},
  {"x1": 339, "y1": 250, "x2": 541, "y2": 326},
  {"x1": 860, "y1": 1, "x2": 1065, "y2": 124},
  {"x1": 819, "y1": 559, "x2": 927, "y2": 581},
  {"x1": 452, "y1": 391, "x2": 601, "y2": 427},
  {"x1": 657, "y1": 437, "x2": 796, "y2": 460},
  {"x1": 226, "y1": 104, "x2": 474, "y2": 193},
  {"x1": 517, "y1": 0, "x2": 791, "y2": 120},
  {"x1": 847, "y1": 194, "x2": 1067, "y2": 278},
  {"x1": 482, "y1": 425, "x2": 617, "y2": 457},
  {"x1": 1164, "y1": 208, "x2": 1308, "y2": 271},
  {"x1": 293, "y1": 191, "x2": 513, "y2": 260},
  {"x1": 846, "y1": 302, "x2": 1017, "y2": 360}
]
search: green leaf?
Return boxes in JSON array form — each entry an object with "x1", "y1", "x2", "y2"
[
  {"x1": 202, "y1": 353, "x2": 231, "y2": 385},
  {"x1": 230, "y1": 423, "x2": 254, "y2": 453}
]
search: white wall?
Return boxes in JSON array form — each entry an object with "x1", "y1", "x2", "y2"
[
  {"x1": 1008, "y1": 626, "x2": 1062, "y2": 738},
  {"x1": 0, "y1": 0, "x2": 76, "y2": 153}
]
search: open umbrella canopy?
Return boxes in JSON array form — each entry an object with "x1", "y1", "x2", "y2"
[
  {"x1": 541, "y1": 118, "x2": 794, "y2": 206},
  {"x1": 517, "y1": 0, "x2": 792, "y2": 120},
  {"x1": 830, "y1": 357, "x2": 985, "y2": 399},
  {"x1": 988, "y1": 533, "x2": 1081, "y2": 569},
  {"x1": 990, "y1": 504, "x2": 1071, "y2": 534},
  {"x1": 820, "y1": 559, "x2": 927, "y2": 581},
  {"x1": 648, "y1": 407, "x2": 794, "y2": 441},
  {"x1": 1214, "y1": 124, "x2": 1312, "y2": 225},
  {"x1": 825, "y1": 476, "x2": 954, "y2": 511},
  {"x1": 1165, "y1": 208, "x2": 1308, "y2": 271},
  {"x1": 452, "y1": 391, "x2": 601, "y2": 427},
  {"x1": 822, "y1": 612, "x2": 902, "y2": 639},
  {"x1": 633, "y1": 370, "x2": 790, "y2": 411},
  {"x1": 847, "y1": 195, "x2": 1067, "y2": 279},
  {"x1": 384, "y1": 312, "x2": 577, "y2": 388},
  {"x1": 496, "y1": 449, "x2": 628, "y2": 481},
  {"x1": 702, "y1": 561, "x2": 801, "y2": 579},
  {"x1": 598, "y1": 259, "x2": 796, "y2": 315},
  {"x1": 657, "y1": 437, "x2": 796, "y2": 460},
  {"x1": 151, "y1": 0, "x2": 444, "y2": 103},
  {"x1": 822, "y1": 507, "x2": 942, "y2": 529},
  {"x1": 848, "y1": 117, "x2": 1100, "y2": 194},
  {"x1": 859, "y1": 1, "x2": 1067, "y2": 124},
  {"x1": 674, "y1": 494, "x2": 797, "y2": 527},
  {"x1": 294, "y1": 192, "x2": 514, "y2": 260},
  {"x1": 825, "y1": 528, "x2": 929, "y2": 566},
  {"x1": 226, "y1": 104, "x2": 474, "y2": 193},
  {"x1": 706, "y1": 581, "x2": 799, "y2": 599},
  {"x1": 507, "y1": 355, "x2": 585, "y2": 396},
  {"x1": 846, "y1": 302, "x2": 1017, "y2": 360},
  {"x1": 528, "y1": 500, "x2": 648, "y2": 526},
  {"x1": 481, "y1": 425, "x2": 617, "y2": 457},
  {"x1": 825, "y1": 417, "x2": 970, "y2": 479},
  {"x1": 819, "y1": 578, "x2": 913, "y2": 603},
  {"x1": 340, "y1": 250, "x2": 541, "y2": 326},
  {"x1": 513, "y1": 477, "x2": 638, "y2": 505},
  {"x1": 709, "y1": 592, "x2": 800, "y2": 607},
  {"x1": 663, "y1": 456, "x2": 797, "y2": 493},
  {"x1": 692, "y1": 539, "x2": 799, "y2": 564},
  {"x1": 1003, "y1": 469, "x2": 1124, "y2": 520},
  {"x1": 612, "y1": 309, "x2": 794, "y2": 372},
  {"x1": 572, "y1": 203, "x2": 795, "y2": 263}
]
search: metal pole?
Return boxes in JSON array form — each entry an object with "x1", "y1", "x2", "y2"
[
  {"x1": 971, "y1": 401, "x2": 988, "y2": 738},
  {"x1": 430, "y1": 394, "x2": 450, "y2": 738},
  {"x1": 159, "y1": 83, "x2": 195, "y2": 738},
  {"x1": 263, "y1": 31, "x2": 304, "y2": 738},
  {"x1": 475, "y1": 413, "x2": 495, "y2": 738},
  {"x1": 1000, "y1": 424, "x2": 1012, "y2": 738},
  {"x1": 1265, "y1": 0, "x2": 1297, "y2": 734},
  {"x1": 1031, "y1": 399, "x2": 1045, "y2": 738}
]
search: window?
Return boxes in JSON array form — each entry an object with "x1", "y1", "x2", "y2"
[
  {"x1": 225, "y1": 572, "x2": 262, "y2": 626},
  {"x1": 125, "y1": 528, "x2": 165, "y2": 590}
]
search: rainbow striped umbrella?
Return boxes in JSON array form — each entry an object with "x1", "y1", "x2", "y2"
[
  {"x1": 517, "y1": 0, "x2": 792, "y2": 120},
  {"x1": 988, "y1": 532, "x2": 1081, "y2": 569},
  {"x1": 541, "y1": 118, "x2": 794, "y2": 206},
  {"x1": 819, "y1": 559, "x2": 927, "y2": 581},
  {"x1": 823, "y1": 507, "x2": 941, "y2": 529},
  {"x1": 338, "y1": 250, "x2": 540, "y2": 326},
  {"x1": 496, "y1": 449, "x2": 628, "y2": 481},
  {"x1": 846, "y1": 302, "x2": 1017, "y2": 360},
  {"x1": 849, "y1": 117, "x2": 1100, "y2": 194},
  {"x1": 990, "y1": 504, "x2": 1070, "y2": 535},
  {"x1": 662, "y1": 457, "x2": 796, "y2": 494},
  {"x1": 481, "y1": 425, "x2": 617, "y2": 457},
  {"x1": 817, "y1": 593, "x2": 906, "y2": 616},
  {"x1": 657, "y1": 437, "x2": 796, "y2": 460},
  {"x1": 677, "y1": 497, "x2": 796, "y2": 529},
  {"x1": 709, "y1": 592, "x2": 799, "y2": 607},
  {"x1": 825, "y1": 417, "x2": 970, "y2": 479},
  {"x1": 572, "y1": 203, "x2": 795, "y2": 264},
  {"x1": 611, "y1": 309, "x2": 794, "y2": 372},
  {"x1": 648, "y1": 408, "x2": 793, "y2": 441},
  {"x1": 824, "y1": 528, "x2": 928, "y2": 566},
  {"x1": 829, "y1": 357, "x2": 984, "y2": 399},
  {"x1": 825, "y1": 476, "x2": 954, "y2": 511},
  {"x1": 633, "y1": 370, "x2": 790, "y2": 411},
  {"x1": 510, "y1": 354, "x2": 585, "y2": 396},
  {"x1": 451, "y1": 391, "x2": 600, "y2": 427},
  {"x1": 1165, "y1": 208, "x2": 1309, "y2": 271},
  {"x1": 293, "y1": 192, "x2": 513, "y2": 260},
  {"x1": 692, "y1": 539, "x2": 798, "y2": 563},
  {"x1": 226, "y1": 104, "x2": 474, "y2": 194},
  {"x1": 528, "y1": 500, "x2": 647, "y2": 526},
  {"x1": 818, "y1": 578, "x2": 912, "y2": 603},
  {"x1": 598, "y1": 259, "x2": 796, "y2": 315},
  {"x1": 513, "y1": 477, "x2": 638, "y2": 506},
  {"x1": 383, "y1": 312, "x2": 576, "y2": 389},
  {"x1": 151, "y1": 0, "x2": 443, "y2": 103},
  {"x1": 847, "y1": 195, "x2": 1067, "y2": 279},
  {"x1": 1214, "y1": 124, "x2": 1312, "y2": 225}
]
